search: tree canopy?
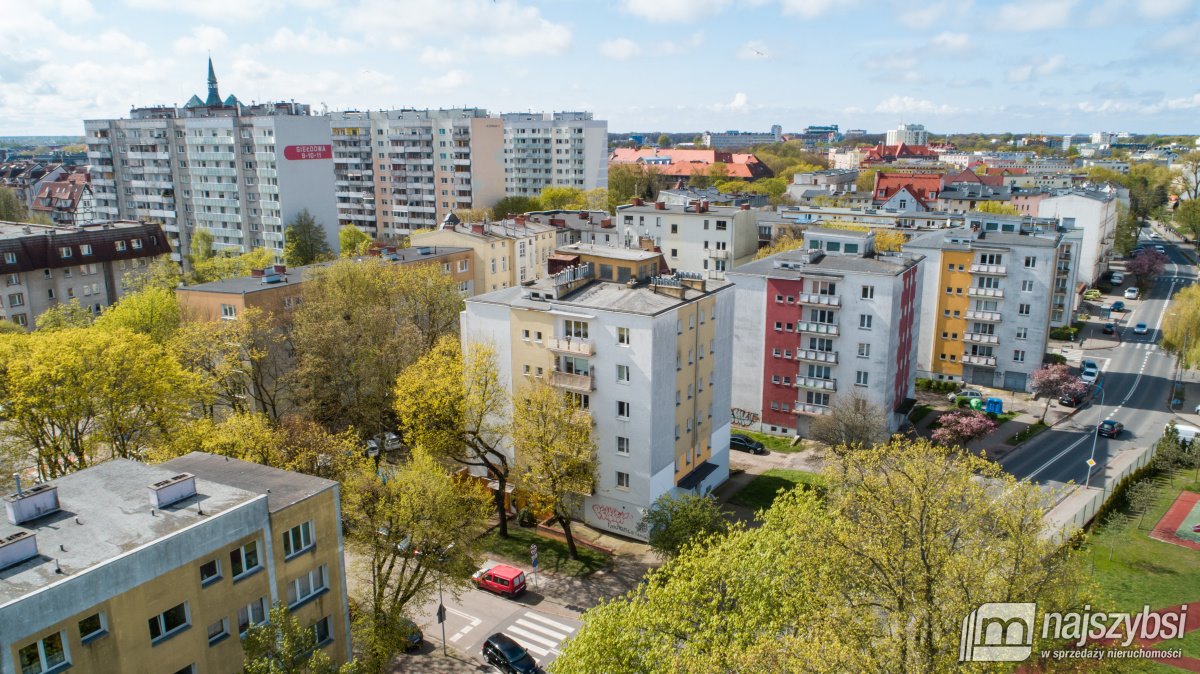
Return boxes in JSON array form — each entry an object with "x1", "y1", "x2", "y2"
[
  {"x1": 638, "y1": 492, "x2": 728, "y2": 561},
  {"x1": 339, "y1": 225, "x2": 373, "y2": 258},
  {"x1": 283, "y1": 209, "x2": 333, "y2": 266}
]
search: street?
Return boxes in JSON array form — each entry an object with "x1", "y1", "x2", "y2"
[{"x1": 1000, "y1": 230, "x2": 1194, "y2": 487}]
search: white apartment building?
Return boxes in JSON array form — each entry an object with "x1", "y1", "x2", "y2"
[
  {"x1": 614, "y1": 199, "x2": 759, "y2": 280},
  {"x1": 1037, "y1": 189, "x2": 1118, "y2": 286},
  {"x1": 84, "y1": 60, "x2": 338, "y2": 265},
  {"x1": 727, "y1": 229, "x2": 924, "y2": 438},
  {"x1": 886, "y1": 123, "x2": 929, "y2": 146},
  {"x1": 462, "y1": 246, "x2": 734, "y2": 540},
  {"x1": 501, "y1": 112, "x2": 608, "y2": 198},
  {"x1": 702, "y1": 126, "x2": 783, "y2": 150},
  {"x1": 329, "y1": 108, "x2": 505, "y2": 240}
]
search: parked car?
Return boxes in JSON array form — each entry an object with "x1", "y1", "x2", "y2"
[
  {"x1": 374, "y1": 431, "x2": 403, "y2": 452},
  {"x1": 1080, "y1": 361, "x2": 1100, "y2": 384},
  {"x1": 398, "y1": 617, "x2": 424, "y2": 651},
  {"x1": 1102, "y1": 323, "x2": 1116, "y2": 334},
  {"x1": 364, "y1": 439, "x2": 380, "y2": 458},
  {"x1": 1124, "y1": 287, "x2": 1139, "y2": 300},
  {"x1": 482, "y1": 633, "x2": 543, "y2": 674},
  {"x1": 1083, "y1": 288, "x2": 1102, "y2": 300},
  {"x1": 1133, "y1": 323, "x2": 1149, "y2": 335},
  {"x1": 473, "y1": 564, "x2": 527, "y2": 597},
  {"x1": 1059, "y1": 390, "x2": 1086, "y2": 407},
  {"x1": 1155, "y1": 245, "x2": 1166, "y2": 254},
  {"x1": 730, "y1": 434, "x2": 767, "y2": 455},
  {"x1": 1110, "y1": 272, "x2": 1125, "y2": 285},
  {"x1": 1150, "y1": 232, "x2": 1163, "y2": 240},
  {"x1": 1097, "y1": 419, "x2": 1124, "y2": 438},
  {"x1": 1111, "y1": 300, "x2": 1126, "y2": 312},
  {"x1": 948, "y1": 389, "x2": 984, "y2": 403},
  {"x1": 1177, "y1": 424, "x2": 1199, "y2": 444}
]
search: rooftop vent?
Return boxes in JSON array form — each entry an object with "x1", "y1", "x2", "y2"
[
  {"x1": 148, "y1": 473, "x2": 196, "y2": 509},
  {"x1": 0, "y1": 530, "x2": 38, "y2": 570},
  {"x1": 5, "y1": 483, "x2": 60, "y2": 525}
]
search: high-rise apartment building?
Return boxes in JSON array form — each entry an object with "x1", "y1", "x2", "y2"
[
  {"x1": 84, "y1": 60, "x2": 338, "y2": 266},
  {"x1": 885, "y1": 123, "x2": 929, "y2": 146},
  {"x1": 1, "y1": 454, "x2": 351, "y2": 674},
  {"x1": 462, "y1": 245, "x2": 734, "y2": 539},
  {"x1": 500, "y1": 112, "x2": 607, "y2": 198}
]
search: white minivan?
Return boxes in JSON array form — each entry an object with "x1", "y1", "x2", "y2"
[{"x1": 1176, "y1": 424, "x2": 1199, "y2": 444}]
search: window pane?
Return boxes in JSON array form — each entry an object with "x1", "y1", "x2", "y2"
[
  {"x1": 149, "y1": 616, "x2": 163, "y2": 640},
  {"x1": 200, "y1": 559, "x2": 218, "y2": 582},
  {"x1": 230, "y1": 550, "x2": 244, "y2": 577},
  {"x1": 79, "y1": 613, "x2": 103, "y2": 638},
  {"x1": 164, "y1": 603, "x2": 188, "y2": 631},
  {"x1": 19, "y1": 643, "x2": 40, "y2": 674},
  {"x1": 244, "y1": 541, "x2": 259, "y2": 569}
]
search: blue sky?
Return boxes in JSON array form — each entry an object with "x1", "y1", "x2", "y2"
[{"x1": 3, "y1": 0, "x2": 1199, "y2": 136}]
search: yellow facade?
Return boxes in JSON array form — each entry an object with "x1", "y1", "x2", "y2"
[
  {"x1": 673, "y1": 295, "x2": 717, "y2": 482},
  {"x1": 413, "y1": 228, "x2": 515, "y2": 293},
  {"x1": 509, "y1": 308, "x2": 558, "y2": 392},
  {"x1": 932, "y1": 250, "x2": 973, "y2": 376}
]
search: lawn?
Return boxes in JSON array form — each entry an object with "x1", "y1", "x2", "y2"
[
  {"x1": 733, "y1": 429, "x2": 804, "y2": 453},
  {"x1": 479, "y1": 525, "x2": 610, "y2": 578},
  {"x1": 729, "y1": 468, "x2": 827, "y2": 511},
  {"x1": 1088, "y1": 471, "x2": 1200, "y2": 667}
]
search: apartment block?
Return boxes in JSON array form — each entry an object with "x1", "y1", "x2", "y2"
[
  {"x1": 462, "y1": 245, "x2": 734, "y2": 540},
  {"x1": 31, "y1": 173, "x2": 96, "y2": 226},
  {"x1": 1036, "y1": 189, "x2": 1118, "y2": 286},
  {"x1": 886, "y1": 123, "x2": 929, "y2": 147},
  {"x1": 1, "y1": 454, "x2": 350, "y2": 674},
  {"x1": 904, "y1": 225, "x2": 1075, "y2": 391},
  {"x1": 84, "y1": 60, "x2": 339, "y2": 266},
  {"x1": 501, "y1": 112, "x2": 607, "y2": 198},
  {"x1": 614, "y1": 199, "x2": 759, "y2": 280},
  {"x1": 728, "y1": 229, "x2": 923, "y2": 437},
  {"x1": 329, "y1": 108, "x2": 504, "y2": 240},
  {"x1": 702, "y1": 125, "x2": 783, "y2": 150},
  {"x1": 412, "y1": 214, "x2": 561, "y2": 293},
  {"x1": 0, "y1": 220, "x2": 171, "y2": 330}
]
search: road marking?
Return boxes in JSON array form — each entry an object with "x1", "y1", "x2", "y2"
[
  {"x1": 1025, "y1": 433, "x2": 1089, "y2": 481},
  {"x1": 500, "y1": 611, "x2": 577, "y2": 659},
  {"x1": 514, "y1": 618, "x2": 571, "y2": 640},
  {"x1": 446, "y1": 607, "x2": 481, "y2": 643},
  {"x1": 508, "y1": 624, "x2": 563, "y2": 650},
  {"x1": 521, "y1": 613, "x2": 577, "y2": 632}
]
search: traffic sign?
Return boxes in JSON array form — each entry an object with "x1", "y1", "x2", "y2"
[
  {"x1": 530, "y1": 544, "x2": 538, "y2": 557},
  {"x1": 436, "y1": 604, "x2": 446, "y2": 624},
  {"x1": 1086, "y1": 459, "x2": 1096, "y2": 467}
]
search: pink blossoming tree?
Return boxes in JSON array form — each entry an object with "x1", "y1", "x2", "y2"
[{"x1": 931, "y1": 410, "x2": 997, "y2": 448}]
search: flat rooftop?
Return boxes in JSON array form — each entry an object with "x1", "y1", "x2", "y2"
[
  {"x1": 731, "y1": 250, "x2": 921, "y2": 279},
  {"x1": 0, "y1": 219, "x2": 148, "y2": 239},
  {"x1": 162, "y1": 452, "x2": 335, "y2": 513},
  {"x1": 471, "y1": 276, "x2": 731, "y2": 316},
  {"x1": 554, "y1": 243, "x2": 661, "y2": 262}
]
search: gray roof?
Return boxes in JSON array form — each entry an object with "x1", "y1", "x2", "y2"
[
  {"x1": 470, "y1": 276, "x2": 731, "y2": 316},
  {"x1": 730, "y1": 250, "x2": 920, "y2": 279},
  {"x1": 803, "y1": 226, "x2": 872, "y2": 240},
  {"x1": 162, "y1": 453, "x2": 336, "y2": 513},
  {"x1": 555, "y1": 243, "x2": 660, "y2": 261},
  {"x1": 904, "y1": 228, "x2": 1059, "y2": 251}
]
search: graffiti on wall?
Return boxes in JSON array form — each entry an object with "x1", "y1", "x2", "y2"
[{"x1": 731, "y1": 407, "x2": 760, "y2": 427}]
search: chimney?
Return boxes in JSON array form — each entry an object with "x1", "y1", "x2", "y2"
[
  {"x1": 0, "y1": 531, "x2": 38, "y2": 571},
  {"x1": 147, "y1": 473, "x2": 197, "y2": 509},
  {"x1": 630, "y1": 197, "x2": 644, "y2": 206},
  {"x1": 5, "y1": 483, "x2": 60, "y2": 525},
  {"x1": 654, "y1": 201, "x2": 666, "y2": 210},
  {"x1": 515, "y1": 215, "x2": 526, "y2": 225},
  {"x1": 250, "y1": 268, "x2": 265, "y2": 278},
  {"x1": 700, "y1": 200, "x2": 709, "y2": 213},
  {"x1": 740, "y1": 203, "x2": 751, "y2": 211},
  {"x1": 272, "y1": 264, "x2": 286, "y2": 274},
  {"x1": 471, "y1": 223, "x2": 485, "y2": 235},
  {"x1": 578, "y1": 211, "x2": 588, "y2": 219}
]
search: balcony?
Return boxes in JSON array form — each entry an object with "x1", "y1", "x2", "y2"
[
  {"x1": 550, "y1": 369, "x2": 594, "y2": 393},
  {"x1": 795, "y1": 349, "x2": 838, "y2": 364},
  {"x1": 970, "y1": 263, "x2": 1007, "y2": 275},
  {"x1": 792, "y1": 402, "x2": 832, "y2": 416},
  {"x1": 796, "y1": 321, "x2": 839, "y2": 336},
  {"x1": 967, "y1": 287, "x2": 1004, "y2": 298},
  {"x1": 961, "y1": 354, "x2": 997, "y2": 367},
  {"x1": 797, "y1": 292, "x2": 840, "y2": 307},
  {"x1": 546, "y1": 337, "x2": 594, "y2": 357},
  {"x1": 795, "y1": 376, "x2": 837, "y2": 392},
  {"x1": 963, "y1": 332, "x2": 999, "y2": 345},
  {"x1": 965, "y1": 310, "x2": 1001, "y2": 322},
  {"x1": 707, "y1": 249, "x2": 728, "y2": 259}
]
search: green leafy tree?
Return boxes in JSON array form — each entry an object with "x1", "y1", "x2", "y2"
[
  {"x1": 189, "y1": 247, "x2": 274, "y2": 285},
  {"x1": 243, "y1": 604, "x2": 359, "y2": 674},
  {"x1": 1174, "y1": 152, "x2": 1200, "y2": 200},
  {"x1": 1174, "y1": 199, "x2": 1200, "y2": 242},
  {"x1": 493, "y1": 196, "x2": 542, "y2": 219},
  {"x1": 338, "y1": 226, "x2": 373, "y2": 258},
  {"x1": 607, "y1": 164, "x2": 660, "y2": 212},
  {"x1": 656, "y1": 134, "x2": 671, "y2": 148},
  {"x1": 35, "y1": 300, "x2": 94, "y2": 331},
  {"x1": 707, "y1": 162, "x2": 729, "y2": 185},
  {"x1": 1162, "y1": 284, "x2": 1200, "y2": 369},
  {"x1": 974, "y1": 201, "x2": 1020, "y2": 215},
  {"x1": 123, "y1": 255, "x2": 182, "y2": 292},
  {"x1": 1114, "y1": 203, "x2": 1140, "y2": 257},
  {"x1": 855, "y1": 167, "x2": 879, "y2": 193},
  {"x1": 94, "y1": 285, "x2": 182, "y2": 343},
  {"x1": 283, "y1": 209, "x2": 333, "y2": 266},
  {"x1": 638, "y1": 492, "x2": 728, "y2": 560},
  {"x1": 539, "y1": 186, "x2": 586, "y2": 210},
  {"x1": 188, "y1": 228, "x2": 215, "y2": 266},
  {"x1": 0, "y1": 187, "x2": 28, "y2": 221}
]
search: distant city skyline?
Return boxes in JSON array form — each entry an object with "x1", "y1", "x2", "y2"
[{"x1": 3, "y1": 0, "x2": 1199, "y2": 136}]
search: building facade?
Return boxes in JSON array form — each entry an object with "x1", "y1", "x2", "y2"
[
  {"x1": 702, "y1": 125, "x2": 783, "y2": 150},
  {"x1": 1, "y1": 454, "x2": 351, "y2": 674},
  {"x1": 885, "y1": 123, "x2": 929, "y2": 147},
  {"x1": 1036, "y1": 189, "x2": 1118, "y2": 286},
  {"x1": 728, "y1": 229, "x2": 923, "y2": 437},
  {"x1": 412, "y1": 217, "x2": 558, "y2": 294},
  {"x1": 462, "y1": 246, "x2": 734, "y2": 540},
  {"x1": 31, "y1": 173, "x2": 96, "y2": 226},
  {"x1": 501, "y1": 112, "x2": 607, "y2": 198},
  {"x1": 614, "y1": 199, "x2": 759, "y2": 280}
]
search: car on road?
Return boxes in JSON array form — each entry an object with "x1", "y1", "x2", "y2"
[
  {"x1": 1133, "y1": 323, "x2": 1149, "y2": 335},
  {"x1": 1110, "y1": 272, "x2": 1125, "y2": 285},
  {"x1": 473, "y1": 564, "x2": 527, "y2": 597},
  {"x1": 1155, "y1": 245, "x2": 1166, "y2": 253},
  {"x1": 1058, "y1": 390, "x2": 1087, "y2": 407},
  {"x1": 948, "y1": 389, "x2": 984, "y2": 403},
  {"x1": 1097, "y1": 419, "x2": 1124, "y2": 438},
  {"x1": 1102, "y1": 323, "x2": 1116, "y2": 334},
  {"x1": 399, "y1": 617, "x2": 424, "y2": 651},
  {"x1": 1124, "y1": 287, "x2": 1139, "y2": 300},
  {"x1": 730, "y1": 434, "x2": 767, "y2": 455},
  {"x1": 1111, "y1": 300, "x2": 1126, "y2": 312},
  {"x1": 1080, "y1": 361, "x2": 1100, "y2": 384},
  {"x1": 482, "y1": 633, "x2": 543, "y2": 674}
]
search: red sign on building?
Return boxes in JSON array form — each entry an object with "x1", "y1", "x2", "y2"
[{"x1": 283, "y1": 145, "x2": 332, "y2": 161}]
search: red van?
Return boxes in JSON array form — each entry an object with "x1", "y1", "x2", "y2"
[{"x1": 472, "y1": 564, "x2": 527, "y2": 597}]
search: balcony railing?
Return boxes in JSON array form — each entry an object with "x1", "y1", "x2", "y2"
[
  {"x1": 795, "y1": 376, "x2": 837, "y2": 392},
  {"x1": 792, "y1": 402, "x2": 832, "y2": 416},
  {"x1": 546, "y1": 337, "x2": 594, "y2": 357},
  {"x1": 795, "y1": 349, "x2": 838, "y2": 364},
  {"x1": 797, "y1": 292, "x2": 841, "y2": 307},
  {"x1": 963, "y1": 332, "x2": 1000, "y2": 345},
  {"x1": 967, "y1": 287, "x2": 1004, "y2": 298},
  {"x1": 961, "y1": 354, "x2": 997, "y2": 367},
  {"x1": 550, "y1": 369, "x2": 594, "y2": 393},
  {"x1": 797, "y1": 321, "x2": 839, "y2": 336},
  {"x1": 970, "y1": 263, "x2": 1007, "y2": 275},
  {"x1": 964, "y1": 310, "x2": 1001, "y2": 322},
  {"x1": 707, "y1": 249, "x2": 728, "y2": 259}
]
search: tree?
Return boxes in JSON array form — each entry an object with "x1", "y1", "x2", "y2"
[
  {"x1": 170, "y1": 319, "x2": 250, "y2": 417},
  {"x1": 607, "y1": 164, "x2": 660, "y2": 212},
  {"x1": 1127, "y1": 249, "x2": 1168, "y2": 288},
  {"x1": 93, "y1": 285, "x2": 181, "y2": 343},
  {"x1": 122, "y1": 254, "x2": 182, "y2": 292},
  {"x1": 1174, "y1": 199, "x2": 1200, "y2": 242},
  {"x1": 707, "y1": 162, "x2": 730, "y2": 185},
  {"x1": 974, "y1": 200, "x2": 1020, "y2": 215},
  {"x1": 492, "y1": 195, "x2": 542, "y2": 220},
  {"x1": 0, "y1": 187, "x2": 27, "y2": 221},
  {"x1": 35, "y1": 300, "x2": 94, "y2": 331},
  {"x1": 339, "y1": 226, "x2": 373, "y2": 258},
  {"x1": 1114, "y1": 203, "x2": 1140, "y2": 257},
  {"x1": 929, "y1": 409, "x2": 996, "y2": 447},
  {"x1": 638, "y1": 492, "x2": 728, "y2": 561},
  {"x1": 1162, "y1": 284, "x2": 1200, "y2": 369},
  {"x1": 656, "y1": 133, "x2": 671, "y2": 148},
  {"x1": 539, "y1": 186, "x2": 586, "y2": 210},
  {"x1": 753, "y1": 230, "x2": 804, "y2": 260},
  {"x1": 1126, "y1": 479, "x2": 1158, "y2": 528},
  {"x1": 243, "y1": 604, "x2": 359, "y2": 674},
  {"x1": 873, "y1": 229, "x2": 908, "y2": 252},
  {"x1": 394, "y1": 338, "x2": 513, "y2": 536},
  {"x1": 511, "y1": 382, "x2": 596, "y2": 559},
  {"x1": 344, "y1": 450, "x2": 490, "y2": 672},
  {"x1": 807, "y1": 389, "x2": 888, "y2": 452},
  {"x1": 1152, "y1": 420, "x2": 1194, "y2": 472},
  {"x1": 1174, "y1": 152, "x2": 1200, "y2": 201},
  {"x1": 1030, "y1": 363, "x2": 1088, "y2": 422},
  {"x1": 148, "y1": 412, "x2": 284, "y2": 466},
  {"x1": 554, "y1": 439, "x2": 1086, "y2": 673},
  {"x1": 283, "y1": 209, "x2": 333, "y2": 267},
  {"x1": 189, "y1": 247, "x2": 273, "y2": 285},
  {"x1": 855, "y1": 167, "x2": 879, "y2": 193},
  {"x1": 686, "y1": 164, "x2": 710, "y2": 190},
  {"x1": 188, "y1": 228, "x2": 215, "y2": 267}
]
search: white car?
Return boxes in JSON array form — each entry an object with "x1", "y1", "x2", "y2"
[
  {"x1": 1155, "y1": 245, "x2": 1166, "y2": 254},
  {"x1": 1124, "y1": 287, "x2": 1139, "y2": 300},
  {"x1": 1133, "y1": 323, "x2": 1149, "y2": 335},
  {"x1": 1080, "y1": 364, "x2": 1100, "y2": 384},
  {"x1": 1110, "y1": 272, "x2": 1125, "y2": 286}
]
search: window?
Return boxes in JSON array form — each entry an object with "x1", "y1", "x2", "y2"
[
  {"x1": 4, "y1": 252, "x2": 15, "y2": 264},
  {"x1": 207, "y1": 618, "x2": 230, "y2": 645},
  {"x1": 1021, "y1": 280, "x2": 1034, "y2": 292},
  {"x1": 59, "y1": 246, "x2": 73, "y2": 258},
  {"x1": 1013, "y1": 350, "x2": 1026, "y2": 363},
  {"x1": 856, "y1": 371, "x2": 869, "y2": 386},
  {"x1": 522, "y1": 329, "x2": 530, "y2": 341},
  {"x1": 564, "y1": 319, "x2": 588, "y2": 339},
  {"x1": 616, "y1": 364, "x2": 630, "y2": 383},
  {"x1": 9, "y1": 292, "x2": 24, "y2": 307},
  {"x1": 313, "y1": 616, "x2": 333, "y2": 646},
  {"x1": 859, "y1": 314, "x2": 873, "y2": 329},
  {"x1": 79, "y1": 612, "x2": 107, "y2": 642},
  {"x1": 17, "y1": 633, "x2": 68, "y2": 673},
  {"x1": 283, "y1": 521, "x2": 314, "y2": 558},
  {"x1": 238, "y1": 597, "x2": 268, "y2": 636},
  {"x1": 617, "y1": 401, "x2": 630, "y2": 419},
  {"x1": 286, "y1": 565, "x2": 328, "y2": 607},
  {"x1": 148, "y1": 602, "x2": 190, "y2": 643},
  {"x1": 80, "y1": 244, "x2": 93, "y2": 256},
  {"x1": 220, "y1": 303, "x2": 237, "y2": 319},
  {"x1": 457, "y1": 259, "x2": 468, "y2": 272},
  {"x1": 1024, "y1": 256, "x2": 1036, "y2": 268},
  {"x1": 861, "y1": 285, "x2": 875, "y2": 299},
  {"x1": 1016, "y1": 327, "x2": 1028, "y2": 340},
  {"x1": 115, "y1": 240, "x2": 126, "y2": 252},
  {"x1": 199, "y1": 559, "x2": 221, "y2": 586},
  {"x1": 616, "y1": 471, "x2": 630, "y2": 489},
  {"x1": 230, "y1": 540, "x2": 261, "y2": 580},
  {"x1": 670, "y1": 224, "x2": 678, "y2": 233},
  {"x1": 1018, "y1": 303, "x2": 1031, "y2": 316},
  {"x1": 616, "y1": 326, "x2": 630, "y2": 345},
  {"x1": 617, "y1": 436, "x2": 630, "y2": 455},
  {"x1": 857, "y1": 343, "x2": 870, "y2": 358}
]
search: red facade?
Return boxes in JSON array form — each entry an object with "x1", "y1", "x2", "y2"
[{"x1": 760, "y1": 277, "x2": 805, "y2": 430}]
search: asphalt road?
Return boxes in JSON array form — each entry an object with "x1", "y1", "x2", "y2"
[{"x1": 1000, "y1": 232, "x2": 1194, "y2": 487}]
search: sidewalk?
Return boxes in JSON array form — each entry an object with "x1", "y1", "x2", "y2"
[{"x1": 1042, "y1": 443, "x2": 1156, "y2": 542}]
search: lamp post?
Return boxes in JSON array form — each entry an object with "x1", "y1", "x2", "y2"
[
  {"x1": 435, "y1": 542, "x2": 454, "y2": 656},
  {"x1": 1085, "y1": 384, "x2": 1106, "y2": 490}
]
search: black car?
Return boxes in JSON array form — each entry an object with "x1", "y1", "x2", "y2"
[
  {"x1": 398, "y1": 618, "x2": 423, "y2": 651},
  {"x1": 1098, "y1": 420, "x2": 1124, "y2": 438},
  {"x1": 483, "y1": 633, "x2": 542, "y2": 674},
  {"x1": 1058, "y1": 391, "x2": 1086, "y2": 407},
  {"x1": 1102, "y1": 323, "x2": 1116, "y2": 335},
  {"x1": 729, "y1": 434, "x2": 767, "y2": 455}
]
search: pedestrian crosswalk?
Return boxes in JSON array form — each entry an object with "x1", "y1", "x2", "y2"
[{"x1": 501, "y1": 611, "x2": 577, "y2": 658}]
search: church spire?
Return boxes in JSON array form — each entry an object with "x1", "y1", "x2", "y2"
[{"x1": 205, "y1": 57, "x2": 222, "y2": 107}]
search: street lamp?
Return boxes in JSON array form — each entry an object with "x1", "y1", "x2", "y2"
[{"x1": 1084, "y1": 384, "x2": 1106, "y2": 490}]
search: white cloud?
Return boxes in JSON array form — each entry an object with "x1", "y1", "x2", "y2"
[
  {"x1": 737, "y1": 40, "x2": 769, "y2": 60},
  {"x1": 42, "y1": 0, "x2": 99, "y2": 21},
  {"x1": 418, "y1": 47, "x2": 459, "y2": 66},
  {"x1": 417, "y1": 69, "x2": 471, "y2": 94},
  {"x1": 599, "y1": 38, "x2": 642, "y2": 61},
  {"x1": 264, "y1": 27, "x2": 359, "y2": 55},
  {"x1": 123, "y1": 0, "x2": 281, "y2": 21},
  {"x1": 710, "y1": 92, "x2": 750, "y2": 113},
  {"x1": 1006, "y1": 54, "x2": 1066, "y2": 82},
  {"x1": 340, "y1": 0, "x2": 571, "y2": 57},
  {"x1": 659, "y1": 31, "x2": 705, "y2": 55},
  {"x1": 892, "y1": 0, "x2": 968, "y2": 30},
  {"x1": 780, "y1": 0, "x2": 850, "y2": 18},
  {"x1": 996, "y1": 0, "x2": 1078, "y2": 29},
  {"x1": 1138, "y1": 0, "x2": 1192, "y2": 17},
  {"x1": 929, "y1": 31, "x2": 971, "y2": 52},
  {"x1": 620, "y1": 0, "x2": 730, "y2": 22},
  {"x1": 171, "y1": 25, "x2": 229, "y2": 55},
  {"x1": 874, "y1": 95, "x2": 959, "y2": 115}
]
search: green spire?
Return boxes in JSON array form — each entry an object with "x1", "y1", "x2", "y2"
[{"x1": 205, "y1": 57, "x2": 222, "y2": 107}]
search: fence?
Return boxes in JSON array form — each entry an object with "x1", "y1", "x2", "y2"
[{"x1": 1045, "y1": 443, "x2": 1158, "y2": 545}]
